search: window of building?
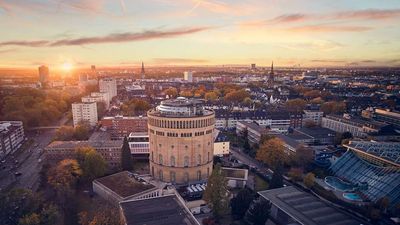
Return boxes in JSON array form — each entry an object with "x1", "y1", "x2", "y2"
[
  {"x1": 184, "y1": 156, "x2": 189, "y2": 167},
  {"x1": 170, "y1": 171, "x2": 176, "y2": 183},
  {"x1": 159, "y1": 170, "x2": 163, "y2": 181},
  {"x1": 171, "y1": 156, "x2": 175, "y2": 167},
  {"x1": 197, "y1": 154, "x2": 201, "y2": 165},
  {"x1": 184, "y1": 172, "x2": 189, "y2": 183},
  {"x1": 159, "y1": 154, "x2": 163, "y2": 165},
  {"x1": 197, "y1": 171, "x2": 202, "y2": 181}
]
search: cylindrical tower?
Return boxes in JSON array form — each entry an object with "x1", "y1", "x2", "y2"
[{"x1": 148, "y1": 97, "x2": 214, "y2": 184}]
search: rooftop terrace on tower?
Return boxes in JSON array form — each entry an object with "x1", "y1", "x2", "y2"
[{"x1": 148, "y1": 97, "x2": 213, "y2": 118}]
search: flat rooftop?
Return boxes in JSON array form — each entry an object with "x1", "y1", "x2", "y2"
[
  {"x1": 345, "y1": 141, "x2": 400, "y2": 164},
  {"x1": 46, "y1": 140, "x2": 122, "y2": 149},
  {"x1": 120, "y1": 195, "x2": 198, "y2": 225},
  {"x1": 259, "y1": 186, "x2": 365, "y2": 225},
  {"x1": 95, "y1": 171, "x2": 155, "y2": 198}
]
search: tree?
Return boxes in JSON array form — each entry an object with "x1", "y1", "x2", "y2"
[
  {"x1": 39, "y1": 205, "x2": 60, "y2": 225},
  {"x1": 288, "y1": 167, "x2": 303, "y2": 182},
  {"x1": 121, "y1": 136, "x2": 133, "y2": 171},
  {"x1": 256, "y1": 138, "x2": 287, "y2": 170},
  {"x1": 73, "y1": 124, "x2": 90, "y2": 140},
  {"x1": 205, "y1": 91, "x2": 218, "y2": 102},
  {"x1": 78, "y1": 206, "x2": 121, "y2": 225},
  {"x1": 320, "y1": 101, "x2": 346, "y2": 115},
  {"x1": 76, "y1": 147, "x2": 107, "y2": 182},
  {"x1": 224, "y1": 89, "x2": 250, "y2": 103},
  {"x1": 19, "y1": 213, "x2": 40, "y2": 225},
  {"x1": 47, "y1": 159, "x2": 82, "y2": 196},
  {"x1": 293, "y1": 145, "x2": 314, "y2": 168},
  {"x1": 269, "y1": 167, "x2": 283, "y2": 189},
  {"x1": 242, "y1": 97, "x2": 253, "y2": 106},
  {"x1": 303, "y1": 172, "x2": 315, "y2": 189},
  {"x1": 203, "y1": 164, "x2": 229, "y2": 220},
  {"x1": 164, "y1": 87, "x2": 178, "y2": 98},
  {"x1": 231, "y1": 188, "x2": 254, "y2": 220},
  {"x1": 243, "y1": 198, "x2": 271, "y2": 225},
  {"x1": 0, "y1": 189, "x2": 42, "y2": 225},
  {"x1": 180, "y1": 90, "x2": 193, "y2": 98},
  {"x1": 120, "y1": 99, "x2": 151, "y2": 116},
  {"x1": 55, "y1": 126, "x2": 75, "y2": 141},
  {"x1": 241, "y1": 128, "x2": 251, "y2": 154},
  {"x1": 304, "y1": 90, "x2": 321, "y2": 99},
  {"x1": 285, "y1": 99, "x2": 306, "y2": 112}
]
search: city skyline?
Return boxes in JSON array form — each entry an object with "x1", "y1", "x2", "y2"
[{"x1": 1, "y1": 0, "x2": 400, "y2": 69}]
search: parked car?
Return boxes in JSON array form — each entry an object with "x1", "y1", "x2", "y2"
[
  {"x1": 201, "y1": 206, "x2": 212, "y2": 214},
  {"x1": 14, "y1": 172, "x2": 22, "y2": 176},
  {"x1": 190, "y1": 207, "x2": 201, "y2": 215}
]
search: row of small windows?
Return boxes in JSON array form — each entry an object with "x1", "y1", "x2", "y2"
[
  {"x1": 149, "y1": 117, "x2": 214, "y2": 129},
  {"x1": 152, "y1": 152, "x2": 211, "y2": 167},
  {"x1": 154, "y1": 129, "x2": 213, "y2": 137}
]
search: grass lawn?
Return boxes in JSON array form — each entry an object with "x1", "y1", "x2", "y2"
[{"x1": 254, "y1": 174, "x2": 269, "y2": 192}]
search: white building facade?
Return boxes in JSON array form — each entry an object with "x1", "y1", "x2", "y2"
[
  {"x1": 99, "y1": 78, "x2": 117, "y2": 100},
  {"x1": 0, "y1": 121, "x2": 25, "y2": 159},
  {"x1": 72, "y1": 102, "x2": 98, "y2": 127}
]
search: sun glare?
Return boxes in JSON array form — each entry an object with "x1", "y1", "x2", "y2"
[{"x1": 61, "y1": 62, "x2": 73, "y2": 71}]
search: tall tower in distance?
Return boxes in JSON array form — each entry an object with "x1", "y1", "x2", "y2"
[
  {"x1": 147, "y1": 97, "x2": 215, "y2": 184},
  {"x1": 38, "y1": 65, "x2": 49, "y2": 86},
  {"x1": 141, "y1": 62, "x2": 145, "y2": 80}
]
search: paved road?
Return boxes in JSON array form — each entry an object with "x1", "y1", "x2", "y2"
[
  {"x1": 0, "y1": 129, "x2": 56, "y2": 191},
  {"x1": 0, "y1": 113, "x2": 71, "y2": 192}
]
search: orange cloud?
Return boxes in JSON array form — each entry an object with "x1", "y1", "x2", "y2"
[{"x1": 286, "y1": 24, "x2": 372, "y2": 33}]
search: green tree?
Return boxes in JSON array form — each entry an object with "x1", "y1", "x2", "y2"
[
  {"x1": 0, "y1": 189, "x2": 42, "y2": 225},
  {"x1": 269, "y1": 167, "x2": 284, "y2": 189},
  {"x1": 243, "y1": 198, "x2": 271, "y2": 225},
  {"x1": 121, "y1": 137, "x2": 133, "y2": 171},
  {"x1": 230, "y1": 188, "x2": 254, "y2": 220},
  {"x1": 256, "y1": 138, "x2": 287, "y2": 170},
  {"x1": 76, "y1": 147, "x2": 107, "y2": 182},
  {"x1": 203, "y1": 164, "x2": 229, "y2": 220},
  {"x1": 303, "y1": 172, "x2": 315, "y2": 189}
]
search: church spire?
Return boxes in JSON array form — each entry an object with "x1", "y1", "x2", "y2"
[
  {"x1": 270, "y1": 61, "x2": 274, "y2": 75},
  {"x1": 141, "y1": 62, "x2": 145, "y2": 79}
]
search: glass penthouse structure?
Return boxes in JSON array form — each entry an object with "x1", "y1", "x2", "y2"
[{"x1": 330, "y1": 141, "x2": 400, "y2": 209}]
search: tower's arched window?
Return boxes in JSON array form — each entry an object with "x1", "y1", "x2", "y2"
[
  {"x1": 184, "y1": 156, "x2": 189, "y2": 167},
  {"x1": 159, "y1": 154, "x2": 163, "y2": 165},
  {"x1": 197, "y1": 154, "x2": 201, "y2": 165},
  {"x1": 171, "y1": 156, "x2": 176, "y2": 167}
]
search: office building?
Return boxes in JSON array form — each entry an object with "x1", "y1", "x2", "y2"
[
  {"x1": 0, "y1": 121, "x2": 24, "y2": 159},
  {"x1": 72, "y1": 102, "x2": 98, "y2": 127},
  {"x1": 82, "y1": 92, "x2": 110, "y2": 109},
  {"x1": 128, "y1": 132, "x2": 149, "y2": 158},
  {"x1": 183, "y1": 71, "x2": 193, "y2": 82},
  {"x1": 45, "y1": 140, "x2": 122, "y2": 168},
  {"x1": 99, "y1": 78, "x2": 117, "y2": 99},
  {"x1": 148, "y1": 97, "x2": 215, "y2": 184},
  {"x1": 303, "y1": 110, "x2": 324, "y2": 126},
  {"x1": 374, "y1": 108, "x2": 400, "y2": 128},
  {"x1": 259, "y1": 186, "x2": 365, "y2": 225},
  {"x1": 38, "y1": 65, "x2": 49, "y2": 85},
  {"x1": 236, "y1": 121, "x2": 267, "y2": 145},
  {"x1": 330, "y1": 141, "x2": 400, "y2": 209},
  {"x1": 100, "y1": 116, "x2": 148, "y2": 139},
  {"x1": 322, "y1": 114, "x2": 384, "y2": 138},
  {"x1": 214, "y1": 130, "x2": 230, "y2": 156}
]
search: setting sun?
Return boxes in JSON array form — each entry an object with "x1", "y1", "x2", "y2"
[{"x1": 61, "y1": 62, "x2": 73, "y2": 72}]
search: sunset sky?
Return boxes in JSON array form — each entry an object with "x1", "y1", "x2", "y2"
[{"x1": 1, "y1": 0, "x2": 400, "y2": 68}]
